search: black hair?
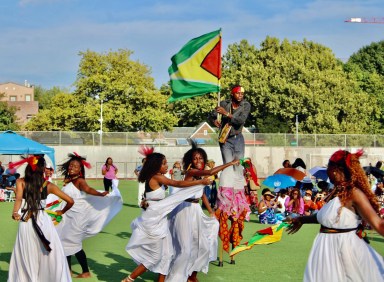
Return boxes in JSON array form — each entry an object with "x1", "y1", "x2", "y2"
[
  {"x1": 317, "y1": 180, "x2": 329, "y2": 190},
  {"x1": 182, "y1": 140, "x2": 208, "y2": 171},
  {"x1": 58, "y1": 153, "x2": 86, "y2": 180},
  {"x1": 23, "y1": 156, "x2": 46, "y2": 218},
  {"x1": 282, "y1": 160, "x2": 290, "y2": 166},
  {"x1": 261, "y1": 188, "x2": 271, "y2": 195},
  {"x1": 105, "y1": 157, "x2": 116, "y2": 168},
  {"x1": 292, "y1": 158, "x2": 306, "y2": 169},
  {"x1": 375, "y1": 185, "x2": 384, "y2": 196},
  {"x1": 302, "y1": 182, "x2": 314, "y2": 190},
  {"x1": 375, "y1": 161, "x2": 383, "y2": 169},
  {"x1": 138, "y1": 152, "x2": 165, "y2": 183}
]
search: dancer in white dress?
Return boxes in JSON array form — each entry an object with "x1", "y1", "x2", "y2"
[
  {"x1": 166, "y1": 142, "x2": 239, "y2": 282},
  {"x1": 55, "y1": 152, "x2": 123, "y2": 278},
  {"x1": 123, "y1": 148, "x2": 211, "y2": 282},
  {"x1": 8, "y1": 156, "x2": 74, "y2": 282},
  {"x1": 287, "y1": 150, "x2": 384, "y2": 281}
]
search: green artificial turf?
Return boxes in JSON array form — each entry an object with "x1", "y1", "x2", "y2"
[{"x1": 1, "y1": 180, "x2": 383, "y2": 282}]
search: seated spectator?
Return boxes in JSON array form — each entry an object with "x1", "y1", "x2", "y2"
[
  {"x1": 5, "y1": 163, "x2": 19, "y2": 187},
  {"x1": 301, "y1": 177, "x2": 314, "y2": 195},
  {"x1": 258, "y1": 188, "x2": 284, "y2": 224},
  {"x1": 45, "y1": 163, "x2": 54, "y2": 181},
  {"x1": 314, "y1": 180, "x2": 330, "y2": 210},
  {"x1": 0, "y1": 188, "x2": 5, "y2": 201},
  {"x1": 244, "y1": 164, "x2": 259, "y2": 212},
  {"x1": 303, "y1": 189, "x2": 318, "y2": 216},
  {"x1": 275, "y1": 188, "x2": 288, "y2": 214},
  {"x1": 374, "y1": 181, "x2": 384, "y2": 218},
  {"x1": 0, "y1": 161, "x2": 5, "y2": 176},
  {"x1": 282, "y1": 160, "x2": 291, "y2": 168},
  {"x1": 285, "y1": 188, "x2": 304, "y2": 217}
]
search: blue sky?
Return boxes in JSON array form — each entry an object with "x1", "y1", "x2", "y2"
[{"x1": 1, "y1": 0, "x2": 383, "y2": 90}]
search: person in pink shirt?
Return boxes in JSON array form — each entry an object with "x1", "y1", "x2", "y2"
[
  {"x1": 101, "y1": 157, "x2": 118, "y2": 192},
  {"x1": 285, "y1": 188, "x2": 304, "y2": 217}
]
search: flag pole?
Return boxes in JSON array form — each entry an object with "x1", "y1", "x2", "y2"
[
  {"x1": 217, "y1": 77, "x2": 222, "y2": 123},
  {"x1": 217, "y1": 91, "x2": 222, "y2": 123}
]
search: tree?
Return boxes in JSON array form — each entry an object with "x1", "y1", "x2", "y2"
[
  {"x1": 74, "y1": 49, "x2": 178, "y2": 132},
  {"x1": 24, "y1": 93, "x2": 99, "y2": 131},
  {"x1": 222, "y1": 37, "x2": 377, "y2": 134},
  {"x1": 344, "y1": 41, "x2": 384, "y2": 132},
  {"x1": 347, "y1": 41, "x2": 384, "y2": 76},
  {"x1": 34, "y1": 86, "x2": 70, "y2": 110},
  {"x1": 160, "y1": 84, "x2": 219, "y2": 127},
  {"x1": 0, "y1": 94, "x2": 19, "y2": 131}
]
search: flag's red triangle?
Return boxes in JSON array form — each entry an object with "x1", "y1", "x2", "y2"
[
  {"x1": 201, "y1": 39, "x2": 221, "y2": 79},
  {"x1": 257, "y1": 227, "x2": 273, "y2": 235}
]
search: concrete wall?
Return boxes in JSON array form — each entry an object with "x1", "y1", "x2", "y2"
[{"x1": 3, "y1": 145, "x2": 382, "y2": 179}]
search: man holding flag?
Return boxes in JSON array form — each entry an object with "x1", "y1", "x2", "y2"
[{"x1": 209, "y1": 85, "x2": 251, "y2": 265}]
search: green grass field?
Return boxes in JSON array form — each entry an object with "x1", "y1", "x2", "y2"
[{"x1": 1, "y1": 180, "x2": 383, "y2": 282}]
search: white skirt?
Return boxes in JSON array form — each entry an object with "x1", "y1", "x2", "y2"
[{"x1": 8, "y1": 211, "x2": 72, "y2": 282}]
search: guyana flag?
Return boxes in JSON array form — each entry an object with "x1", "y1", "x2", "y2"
[
  {"x1": 168, "y1": 29, "x2": 222, "y2": 103},
  {"x1": 229, "y1": 222, "x2": 290, "y2": 257}
]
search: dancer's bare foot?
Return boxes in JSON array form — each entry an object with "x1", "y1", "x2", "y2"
[
  {"x1": 76, "y1": 272, "x2": 91, "y2": 278},
  {"x1": 121, "y1": 275, "x2": 135, "y2": 282},
  {"x1": 187, "y1": 276, "x2": 199, "y2": 282}
]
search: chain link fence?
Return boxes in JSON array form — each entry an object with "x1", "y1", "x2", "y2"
[{"x1": 7, "y1": 131, "x2": 384, "y2": 148}]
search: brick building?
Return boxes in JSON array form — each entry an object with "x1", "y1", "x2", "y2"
[{"x1": 0, "y1": 81, "x2": 38, "y2": 124}]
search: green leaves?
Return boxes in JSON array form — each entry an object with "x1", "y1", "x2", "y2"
[{"x1": 222, "y1": 37, "x2": 378, "y2": 134}]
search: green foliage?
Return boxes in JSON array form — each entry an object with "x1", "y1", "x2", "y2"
[
  {"x1": 23, "y1": 39, "x2": 384, "y2": 134},
  {"x1": 347, "y1": 40, "x2": 384, "y2": 75},
  {"x1": 34, "y1": 86, "x2": 70, "y2": 110},
  {"x1": 0, "y1": 94, "x2": 19, "y2": 131},
  {"x1": 74, "y1": 49, "x2": 178, "y2": 132},
  {"x1": 344, "y1": 41, "x2": 384, "y2": 132},
  {"x1": 25, "y1": 93, "x2": 99, "y2": 131},
  {"x1": 222, "y1": 37, "x2": 377, "y2": 134},
  {"x1": 26, "y1": 49, "x2": 179, "y2": 132}
]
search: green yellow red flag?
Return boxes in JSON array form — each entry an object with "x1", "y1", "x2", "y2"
[
  {"x1": 168, "y1": 29, "x2": 222, "y2": 103},
  {"x1": 229, "y1": 222, "x2": 290, "y2": 257}
]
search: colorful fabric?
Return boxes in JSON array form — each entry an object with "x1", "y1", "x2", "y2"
[
  {"x1": 216, "y1": 208, "x2": 248, "y2": 253},
  {"x1": 45, "y1": 199, "x2": 63, "y2": 225},
  {"x1": 217, "y1": 187, "x2": 251, "y2": 221},
  {"x1": 259, "y1": 208, "x2": 283, "y2": 224},
  {"x1": 245, "y1": 191, "x2": 258, "y2": 209},
  {"x1": 216, "y1": 187, "x2": 250, "y2": 253},
  {"x1": 240, "y1": 158, "x2": 259, "y2": 186},
  {"x1": 168, "y1": 29, "x2": 221, "y2": 102},
  {"x1": 229, "y1": 223, "x2": 290, "y2": 257}
]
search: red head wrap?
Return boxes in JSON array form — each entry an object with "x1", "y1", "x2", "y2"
[
  {"x1": 9, "y1": 155, "x2": 40, "y2": 171},
  {"x1": 138, "y1": 145, "x2": 155, "y2": 157},
  {"x1": 73, "y1": 152, "x2": 92, "y2": 169},
  {"x1": 329, "y1": 149, "x2": 364, "y2": 168},
  {"x1": 231, "y1": 86, "x2": 244, "y2": 94}
]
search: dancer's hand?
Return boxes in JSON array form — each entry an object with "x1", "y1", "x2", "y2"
[
  {"x1": 231, "y1": 159, "x2": 240, "y2": 166},
  {"x1": 213, "y1": 120, "x2": 221, "y2": 128},
  {"x1": 284, "y1": 216, "x2": 303, "y2": 234},
  {"x1": 12, "y1": 212, "x2": 21, "y2": 221},
  {"x1": 202, "y1": 178, "x2": 212, "y2": 185},
  {"x1": 99, "y1": 191, "x2": 109, "y2": 196},
  {"x1": 55, "y1": 210, "x2": 64, "y2": 216}
]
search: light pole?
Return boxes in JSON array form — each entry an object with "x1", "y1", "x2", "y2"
[
  {"x1": 295, "y1": 115, "x2": 299, "y2": 147},
  {"x1": 98, "y1": 99, "x2": 103, "y2": 146}
]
